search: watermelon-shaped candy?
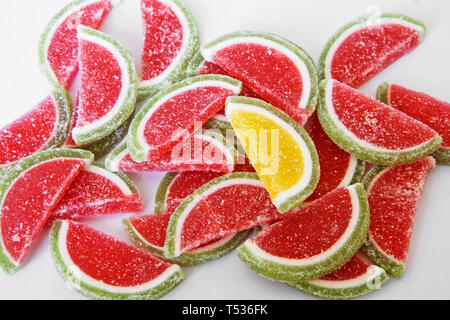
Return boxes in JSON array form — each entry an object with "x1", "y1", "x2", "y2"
[
  {"x1": 72, "y1": 26, "x2": 138, "y2": 146},
  {"x1": 318, "y1": 79, "x2": 442, "y2": 165},
  {"x1": 0, "y1": 88, "x2": 72, "y2": 172},
  {"x1": 106, "y1": 130, "x2": 236, "y2": 173},
  {"x1": 138, "y1": 0, "x2": 199, "y2": 99},
  {"x1": 202, "y1": 32, "x2": 317, "y2": 124},
  {"x1": 318, "y1": 13, "x2": 425, "y2": 87},
  {"x1": 128, "y1": 75, "x2": 241, "y2": 162},
  {"x1": 164, "y1": 172, "x2": 283, "y2": 258},
  {"x1": 123, "y1": 213, "x2": 252, "y2": 266},
  {"x1": 377, "y1": 82, "x2": 450, "y2": 165},
  {"x1": 290, "y1": 253, "x2": 389, "y2": 300},
  {"x1": 39, "y1": 0, "x2": 111, "y2": 89},
  {"x1": 0, "y1": 148, "x2": 93, "y2": 273},
  {"x1": 361, "y1": 156, "x2": 435, "y2": 278},
  {"x1": 237, "y1": 184, "x2": 370, "y2": 282},
  {"x1": 51, "y1": 162, "x2": 144, "y2": 222},
  {"x1": 304, "y1": 113, "x2": 364, "y2": 203},
  {"x1": 50, "y1": 220, "x2": 184, "y2": 299}
]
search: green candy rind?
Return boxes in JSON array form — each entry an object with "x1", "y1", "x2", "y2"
[
  {"x1": 289, "y1": 266, "x2": 389, "y2": 300},
  {"x1": 236, "y1": 183, "x2": 370, "y2": 283},
  {"x1": 73, "y1": 26, "x2": 137, "y2": 146},
  {"x1": 50, "y1": 220, "x2": 184, "y2": 300},
  {"x1": 318, "y1": 79, "x2": 442, "y2": 166},
  {"x1": 202, "y1": 31, "x2": 318, "y2": 113},
  {"x1": 317, "y1": 13, "x2": 426, "y2": 82},
  {"x1": 0, "y1": 148, "x2": 94, "y2": 274},
  {"x1": 350, "y1": 159, "x2": 366, "y2": 184},
  {"x1": 154, "y1": 172, "x2": 179, "y2": 214},
  {"x1": 38, "y1": 0, "x2": 96, "y2": 87},
  {"x1": 80, "y1": 115, "x2": 132, "y2": 160},
  {"x1": 104, "y1": 137, "x2": 127, "y2": 172},
  {"x1": 123, "y1": 218, "x2": 252, "y2": 267},
  {"x1": 128, "y1": 74, "x2": 242, "y2": 163},
  {"x1": 185, "y1": 51, "x2": 205, "y2": 78},
  {"x1": 226, "y1": 96, "x2": 320, "y2": 213},
  {"x1": 138, "y1": 0, "x2": 200, "y2": 100},
  {"x1": 164, "y1": 172, "x2": 261, "y2": 258},
  {"x1": 376, "y1": 81, "x2": 450, "y2": 166},
  {"x1": 203, "y1": 116, "x2": 233, "y2": 131},
  {"x1": 360, "y1": 165, "x2": 408, "y2": 278}
]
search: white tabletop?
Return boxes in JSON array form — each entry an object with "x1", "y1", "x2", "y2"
[{"x1": 0, "y1": 0, "x2": 449, "y2": 299}]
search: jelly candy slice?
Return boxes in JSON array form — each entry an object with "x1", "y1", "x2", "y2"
[
  {"x1": 72, "y1": 26, "x2": 138, "y2": 145},
  {"x1": 318, "y1": 13, "x2": 425, "y2": 87},
  {"x1": 138, "y1": 0, "x2": 199, "y2": 99},
  {"x1": 39, "y1": 0, "x2": 111, "y2": 89},
  {"x1": 0, "y1": 148, "x2": 93, "y2": 273},
  {"x1": 361, "y1": 156, "x2": 435, "y2": 278},
  {"x1": 50, "y1": 220, "x2": 184, "y2": 299},
  {"x1": 226, "y1": 96, "x2": 320, "y2": 213},
  {"x1": 237, "y1": 184, "x2": 369, "y2": 282},
  {"x1": 318, "y1": 79, "x2": 442, "y2": 165}
]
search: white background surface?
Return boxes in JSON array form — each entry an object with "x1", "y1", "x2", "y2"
[{"x1": 0, "y1": 0, "x2": 449, "y2": 300}]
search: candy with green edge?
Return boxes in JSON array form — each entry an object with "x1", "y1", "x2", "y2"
[
  {"x1": 39, "y1": 0, "x2": 111, "y2": 89},
  {"x1": 237, "y1": 184, "x2": 370, "y2": 282},
  {"x1": 226, "y1": 96, "x2": 320, "y2": 213},
  {"x1": 361, "y1": 156, "x2": 435, "y2": 278},
  {"x1": 318, "y1": 13, "x2": 425, "y2": 87},
  {"x1": 123, "y1": 213, "x2": 252, "y2": 266},
  {"x1": 72, "y1": 26, "x2": 138, "y2": 146},
  {"x1": 129, "y1": 74, "x2": 241, "y2": 162},
  {"x1": 0, "y1": 88, "x2": 72, "y2": 172},
  {"x1": 164, "y1": 172, "x2": 283, "y2": 258},
  {"x1": 50, "y1": 162, "x2": 144, "y2": 222},
  {"x1": 0, "y1": 148, "x2": 93, "y2": 274},
  {"x1": 138, "y1": 0, "x2": 199, "y2": 100},
  {"x1": 106, "y1": 129, "x2": 236, "y2": 173},
  {"x1": 318, "y1": 79, "x2": 442, "y2": 166},
  {"x1": 50, "y1": 220, "x2": 184, "y2": 299},
  {"x1": 202, "y1": 31, "x2": 317, "y2": 125},
  {"x1": 304, "y1": 112, "x2": 364, "y2": 203},
  {"x1": 377, "y1": 82, "x2": 450, "y2": 165},
  {"x1": 290, "y1": 253, "x2": 389, "y2": 300}
]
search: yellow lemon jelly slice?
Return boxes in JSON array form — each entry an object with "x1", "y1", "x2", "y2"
[{"x1": 225, "y1": 96, "x2": 319, "y2": 212}]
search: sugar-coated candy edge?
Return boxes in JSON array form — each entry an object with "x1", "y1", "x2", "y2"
[
  {"x1": 138, "y1": 0, "x2": 200, "y2": 100},
  {"x1": 0, "y1": 148, "x2": 94, "y2": 274},
  {"x1": 72, "y1": 26, "x2": 137, "y2": 146},
  {"x1": 317, "y1": 13, "x2": 426, "y2": 82},
  {"x1": 225, "y1": 96, "x2": 320, "y2": 213},
  {"x1": 154, "y1": 172, "x2": 179, "y2": 214},
  {"x1": 49, "y1": 220, "x2": 185, "y2": 300},
  {"x1": 317, "y1": 79, "x2": 442, "y2": 166},
  {"x1": 236, "y1": 184, "x2": 370, "y2": 282}
]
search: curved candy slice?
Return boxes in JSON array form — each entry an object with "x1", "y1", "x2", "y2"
[
  {"x1": 154, "y1": 171, "x2": 224, "y2": 214},
  {"x1": 39, "y1": 0, "x2": 111, "y2": 89},
  {"x1": 139, "y1": 0, "x2": 199, "y2": 99},
  {"x1": 0, "y1": 148, "x2": 93, "y2": 273},
  {"x1": 237, "y1": 184, "x2": 370, "y2": 282},
  {"x1": 202, "y1": 32, "x2": 317, "y2": 124},
  {"x1": 290, "y1": 253, "x2": 388, "y2": 299},
  {"x1": 50, "y1": 220, "x2": 184, "y2": 299},
  {"x1": 129, "y1": 75, "x2": 241, "y2": 162},
  {"x1": 123, "y1": 213, "x2": 251, "y2": 266},
  {"x1": 318, "y1": 13, "x2": 425, "y2": 87},
  {"x1": 106, "y1": 130, "x2": 236, "y2": 173},
  {"x1": 361, "y1": 156, "x2": 435, "y2": 278},
  {"x1": 0, "y1": 88, "x2": 72, "y2": 170},
  {"x1": 318, "y1": 79, "x2": 442, "y2": 165},
  {"x1": 72, "y1": 26, "x2": 138, "y2": 146},
  {"x1": 164, "y1": 172, "x2": 282, "y2": 258},
  {"x1": 226, "y1": 96, "x2": 319, "y2": 213},
  {"x1": 377, "y1": 82, "x2": 450, "y2": 165},
  {"x1": 51, "y1": 162, "x2": 144, "y2": 221},
  {"x1": 304, "y1": 113, "x2": 364, "y2": 203}
]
